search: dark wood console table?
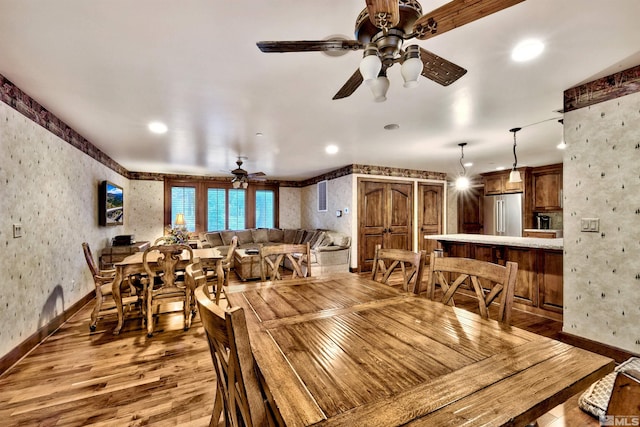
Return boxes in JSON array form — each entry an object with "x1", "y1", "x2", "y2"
[{"x1": 100, "y1": 241, "x2": 150, "y2": 269}]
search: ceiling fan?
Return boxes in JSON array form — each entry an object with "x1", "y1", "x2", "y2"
[
  {"x1": 229, "y1": 157, "x2": 266, "y2": 188},
  {"x1": 257, "y1": 0, "x2": 525, "y2": 101}
]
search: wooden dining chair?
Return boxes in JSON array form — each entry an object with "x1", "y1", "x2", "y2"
[
  {"x1": 206, "y1": 236, "x2": 238, "y2": 287},
  {"x1": 141, "y1": 244, "x2": 193, "y2": 337},
  {"x1": 259, "y1": 243, "x2": 311, "y2": 281},
  {"x1": 371, "y1": 244, "x2": 427, "y2": 293},
  {"x1": 82, "y1": 242, "x2": 139, "y2": 331},
  {"x1": 186, "y1": 261, "x2": 231, "y2": 309},
  {"x1": 194, "y1": 284, "x2": 275, "y2": 427},
  {"x1": 426, "y1": 252, "x2": 518, "y2": 324}
]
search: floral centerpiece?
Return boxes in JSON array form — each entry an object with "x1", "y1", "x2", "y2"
[{"x1": 163, "y1": 225, "x2": 189, "y2": 244}]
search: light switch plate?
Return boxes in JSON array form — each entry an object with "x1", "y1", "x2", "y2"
[
  {"x1": 580, "y1": 218, "x2": 599, "y2": 232},
  {"x1": 13, "y1": 223, "x2": 23, "y2": 238}
]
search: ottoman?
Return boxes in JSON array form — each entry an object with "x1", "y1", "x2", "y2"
[{"x1": 233, "y1": 248, "x2": 262, "y2": 281}]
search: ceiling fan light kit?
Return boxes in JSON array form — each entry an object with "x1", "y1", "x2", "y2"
[
  {"x1": 257, "y1": 0, "x2": 524, "y2": 101},
  {"x1": 229, "y1": 157, "x2": 266, "y2": 189}
]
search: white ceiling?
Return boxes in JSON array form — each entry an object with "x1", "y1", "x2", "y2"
[{"x1": 1, "y1": 0, "x2": 639, "y2": 181}]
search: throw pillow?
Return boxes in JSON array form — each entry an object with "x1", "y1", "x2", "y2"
[
  {"x1": 283, "y1": 229, "x2": 297, "y2": 244},
  {"x1": 251, "y1": 228, "x2": 270, "y2": 243},
  {"x1": 205, "y1": 232, "x2": 223, "y2": 247},
  {"x1": 220, "y1": 230, "x2": 237, "y2": 246},
  {"x1": 236, "y1": 229, "x2": 253, "y2": 245},
  {"x1": 268, "y1": 228, "x2": 284, "y2": 242}
]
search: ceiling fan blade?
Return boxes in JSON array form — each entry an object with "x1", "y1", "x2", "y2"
[
  {"x1": 413, "y1": 0, "x2": 525, "y2": 41},
  {"x1": 365, "y1": 0, "x2": 400, "y2": 29},
  {"x1": 419, "y1": 48, "x2": 467, "y2": 86},
  {"x1": 333, "y1": 69, "x2": 364, "y2": 100},
  {"x1": 257, "y1": 40, "x2": 363, "y2": 53},
  {"x1": 248, "y1": 172, "x2": 266, "y2": 178}
]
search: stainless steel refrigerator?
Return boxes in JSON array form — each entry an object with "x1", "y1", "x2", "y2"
[{"x1": 483, "y1": 193, "x2": 523, "y2": 237}]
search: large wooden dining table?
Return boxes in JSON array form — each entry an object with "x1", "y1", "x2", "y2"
[
  {"x1": 112, "y1": 247, "x2": 223, "y2": 334},
  {"x1": 226, "y1": 273, "x2": 614, "y2": 426}
]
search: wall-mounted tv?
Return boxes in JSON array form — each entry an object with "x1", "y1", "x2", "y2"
[{"x1": 99, "y1": 180, "x2": 124, "y2": 226}]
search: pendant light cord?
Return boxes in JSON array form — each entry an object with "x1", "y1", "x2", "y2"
[
  {"x1": 510, "y1": 127, "x2": 521, "y2": 170},
  {"x1": 458, "y1": 142, "x2": 467, "y2": 176}
]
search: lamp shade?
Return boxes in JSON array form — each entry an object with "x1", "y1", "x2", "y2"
[
  {"x1": 175, "y1": 213, "x2": 186, "y2": 226},
  {"x1": 369, "y1": 75, "x2": 389, "y2": 102},
  {"x1": 509, "y1": 170, "x2": 522, "y2": 183}
]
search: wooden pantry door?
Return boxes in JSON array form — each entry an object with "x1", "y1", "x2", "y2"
[{"x1": 358, "y1": 179, "x2": 413, "y2": 272}]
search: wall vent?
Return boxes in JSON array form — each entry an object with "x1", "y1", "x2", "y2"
[{"x1": 317, "y1": 180, "x2": 328, "y2": 212}]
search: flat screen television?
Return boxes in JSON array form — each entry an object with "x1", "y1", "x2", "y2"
[{"x1": 99, "y1": 180, "x2": 124, "y2": 226}]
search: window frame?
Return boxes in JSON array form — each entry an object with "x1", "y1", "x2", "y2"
[{"x1": 164, "y1": 178, "x2": 279, "y2": 232}]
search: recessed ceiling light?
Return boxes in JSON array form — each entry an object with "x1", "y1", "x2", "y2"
[
  {"x1": 148, "y1": 121, "x2": 168, "y2": 134},
  {"x1": 557, "y1": 141, "x2": 567, "y2": 149},
  {"x1": 463, "y1": 162, "x2": 473, "y2": 167},
  {"x1": 384, "y1": 123, "x2": 400, "y2": 130},
  {"x1": 256, "y1": 132, "x2": 263, "y2": 137},
  {"x1": 511, "y1": 39, "x2": 544, "y2": 62},
  {"x1": 325, "y1": 144, "x2": 339, "y2": 155},
  {"x1": 496, "y1": 166, "x2": 506, "y2": 171}
]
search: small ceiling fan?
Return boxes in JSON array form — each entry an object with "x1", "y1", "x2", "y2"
[
  {"x1": 229, "y1": 157, "x2": 266, "y2": 188},
  {"x1": 257, "y1": 0, "x2": 525, "y2": 101}
]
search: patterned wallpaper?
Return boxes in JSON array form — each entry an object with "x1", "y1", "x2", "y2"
[
  {"x1": 301, "y1": 175, "x2": 355, "y2": 267},
  {"x1": 0, "y1": 102, "x2": 136, "y2": 359},
  {"x1": 279, "y1": 187, "x2": 301, "y2": 229},
  {"x1": 127, "y1": 180, "x2": 165, "y2": 243},
  {"x1": 563, "y1": 90, "x2": 640, "y2": 353}
]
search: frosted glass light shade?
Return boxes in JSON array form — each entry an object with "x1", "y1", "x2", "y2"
[
  {"x1": 369, "y1": 76, "x2": 389, "y2": 102},
  {"x1": 401, "y1": 57, "x2": 422, "y2": 88},
  {"x1": 509, "y1": 170, "x2": 522, "y2": 183},
  {"x1": 359, "y1": 54, "x2": 382, "y2": 82}
]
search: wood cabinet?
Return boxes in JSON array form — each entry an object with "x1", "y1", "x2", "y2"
[
  {"x1": 538, "y1": 250, "x2": 563, "y2": 313},
  {"x1": 457, "y1": 187, "x2": 484, "y2": 234},
  {"x1": 358, "y1": 179, "x2": 413, "y2": 272},
  {"x1": 482, "y1": 169, "x2": 526, "y2": 195},
  {"x1": 532, "y1": 163, "x2": 563, "y2": 211},
  {"x1": 503, "y1": 246, "x2": 537, "y2": 306},
  {"x1": 438, "y1": 240, "x2": 562, "y2": 319},
  {"x1": 523, "y1": 230, "x2": 558, "y2": 238}
]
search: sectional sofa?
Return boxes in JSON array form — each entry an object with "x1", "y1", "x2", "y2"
[{"x1": 196, "y1": 228, "x2": 351, "y2": 278}]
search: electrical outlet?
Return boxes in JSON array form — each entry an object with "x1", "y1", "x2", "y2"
[{"x1": 13, "y1": 223, "x2": 23, "y2": 238}]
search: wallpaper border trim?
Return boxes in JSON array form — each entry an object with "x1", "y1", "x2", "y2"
[
  {"x1": 1, "y1": 73, "x2": 447, "y2": 186},
  {"x1": 0, "y1": 74, "x2": 129, "y2": 177},
  {"x1": 564, "y1": 64, "x2": 640, "y2": 112}
]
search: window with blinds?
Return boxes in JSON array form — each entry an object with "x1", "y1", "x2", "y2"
[
  {"x1": 166, "y1": 180, "x2": 277, "y2": 232},
  {"x1": 207, "y1": 188, "x2": 226, "y2": 231},
  {"x1": 256, "y1": 189, "x2": 275, "y2": 228},
  {"x1": 171, "y1": 186, "x2": 196, "y2": 231},
  {"x1": 228, "y1": 189, "x2": 246, "y2": 230}
]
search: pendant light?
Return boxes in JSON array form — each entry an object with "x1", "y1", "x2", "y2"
[
  {"x1": 455, "y1": 142, "x2": 470, "y2": 190},
  {"x1": 508, "y1": 127, "x2": 522, "y2": 183}
]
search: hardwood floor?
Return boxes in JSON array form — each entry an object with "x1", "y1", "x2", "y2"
[{"x1": 0, "y1": 272, "x2": 601, "y2": 426}]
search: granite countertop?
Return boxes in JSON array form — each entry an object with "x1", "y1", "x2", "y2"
[{"x1": 425, "y1": 233, "x2": 563, "y2": 250}]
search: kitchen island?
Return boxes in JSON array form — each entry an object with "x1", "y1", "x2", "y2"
[{"x1": 426, "y1": 234, "x2": 563, "y2": 320}]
